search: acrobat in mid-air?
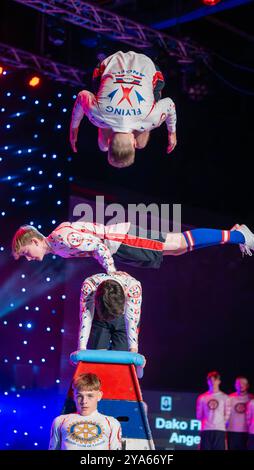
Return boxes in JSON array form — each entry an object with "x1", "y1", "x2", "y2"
[
  {"x1": 70, "y1": 50, "x2": 177, "y2": 168},
  {"x1": 12, "y1": 221, "x2": 254, "y2": 273}
]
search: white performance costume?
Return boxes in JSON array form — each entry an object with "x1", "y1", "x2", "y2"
[
  {"x1": 47, "y1": 221, "x2": 130, "y2": 274},
  {"x1": 49, "y1": 411, "x2": 122, "y2": 450},
  {"x1": 246, "y1": 400, "x2": 254, "y2": 434},
  {"x1": 196, "y1": 391, "x2": 231, "y2": 431},
  {"x1": 227, "y1": 392, "x2": 254, "y2": 432},
  {"x1": 71, "y1": 51, "x2": 176, "y2": 134},
  {"x1": 47, "y1": 221, "x2": 165, "y2": 273},
  {"x1": 79, "y1": 271, "x2": 142, "y2": 351}
]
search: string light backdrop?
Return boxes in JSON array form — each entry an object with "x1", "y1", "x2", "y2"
[{"x1": 0, "y1": 67, "x2": 78, "y2": 449}]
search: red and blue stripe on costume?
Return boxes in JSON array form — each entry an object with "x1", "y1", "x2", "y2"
[{"x1": 183, "y1": 228, "x2": 245, "y2": 251}]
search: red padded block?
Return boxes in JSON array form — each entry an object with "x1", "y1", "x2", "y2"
[{"x1": 72, "y1": 362, "x2": 143, "y2": 402}]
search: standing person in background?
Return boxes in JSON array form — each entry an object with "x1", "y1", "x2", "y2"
[
  {"x1": 196, "y1": 371, "x2": 231, "y2": 450},
  {"x1": 227, "y1": 376, "x2": 253, "y2": 450}
]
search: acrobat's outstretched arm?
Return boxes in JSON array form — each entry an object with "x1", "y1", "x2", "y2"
[
  {"x1": 124, "y1": 280, "x2": 142, "y2": 353},
  {"x1": 70, "y1": 90, "x2": 95, "y2": 152},
  {"x1": 48, "y1": 417, "x2": 62, "y2": 450},
  {"x1": 78, "y1": 279, "x2": 96, "y2": 350},
  {"x1": 152, "y1": 97, "x2": 177, "y2": 154}
]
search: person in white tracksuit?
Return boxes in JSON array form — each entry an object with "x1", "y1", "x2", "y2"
[
  {"x1": 246, "y1": 398, "x2": 254, "y2": 450},
  {"x1": 196, "y1": 371, "x2": 231, "y2": 450},
  {"x1": 227, "y1": 376, "x2": 253, "y2": 450}
]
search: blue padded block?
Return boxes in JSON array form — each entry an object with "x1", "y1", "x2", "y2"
[
  {"x1": 98, "y1": 399, "x2": 152, "y2": 440},
  {"x1": 70, "y1": 349, "x2": 145, "y2": 367}
]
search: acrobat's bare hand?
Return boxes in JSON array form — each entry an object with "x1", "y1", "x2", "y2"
[
  {"x1": 130, "y1": 349, "x2": 146, "y2": 368},
  {"x1": 69, "y1": 349, "x2": 85, "y2": 366},
  {"x1": 167, "y1": 131, "x2": 177, "y2": 154},
  {"x1": 141, "y1": 355, "x2": 146, "y2": 368},
  {"x1": 70, "y1": 127, "x2": 79, "y2": 153}
]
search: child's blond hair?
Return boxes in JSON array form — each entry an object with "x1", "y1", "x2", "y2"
[
  {"x1": 12, "y1": 225, "x2": 45, "y2": 260},
  {"x1": 72, "y1": 373, "x2": 101, "y2": 392},
  {"x1": 108, "y1": 134, "x2": 135, "y2": 168}
]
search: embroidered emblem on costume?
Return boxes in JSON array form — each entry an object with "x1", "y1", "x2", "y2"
[
  {"x1": 113, "y1": 74, "x2": 143, "y2": 86},
  {"x1": 127, "y1": 284, "x2": 141, "y2": 299},
  {"x1": 67, "y1": 232, "x2": 84, "y2": 247},
  {"x1": 82, "y1": 281, "x2": 94, "y2": 296},
  {"x1": 235, "y1": 403, "x2": 246, "y2": 414},
  {"x1": 108, "y1": 89, "x2": 118, "y2": 101},
  {"x1": 116, "y1": 85, "x2": 134, "y2": 107},
  {"x1": 135, "y1": 90, "x2": 145, "y2": 104},
  {"x1": 207, "y1": 399, "x2": 219, "y2": 410},
  {"x1": 67, "y1": 421, "x2": 104, "y2": 445}
]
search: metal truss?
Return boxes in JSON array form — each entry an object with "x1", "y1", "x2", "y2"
[
  {"x1": 152, "y1": 0, "x2": 253, "y2": 30},
  {"x1": 14, "y1": 0, "x2": 206, "y2": 62},
  {"x1": 0, "y1": 41, "x2": 86, "y2": 87}
]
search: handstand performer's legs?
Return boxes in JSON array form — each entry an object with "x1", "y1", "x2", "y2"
[
  {"x1": 163, "y1": 227, "x2": 245, "y2": 256},
  {"x1": 163, "y1": 233, "x2": 188, "y2": 256},
  {"x1": 114, "y1": 224, "x2": 252, "y2": 267}
]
